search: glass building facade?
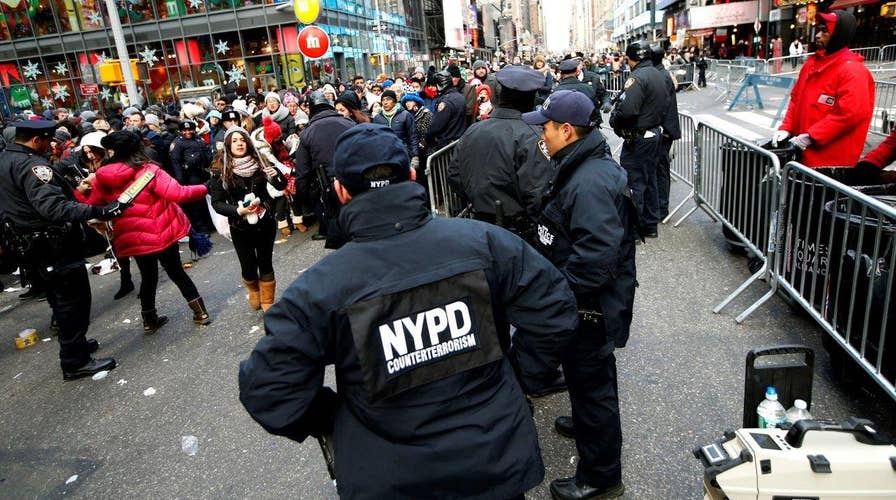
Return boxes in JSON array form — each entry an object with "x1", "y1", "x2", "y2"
[{"x1": 0, "y1": 0, "x2": 428, "y2": 116}]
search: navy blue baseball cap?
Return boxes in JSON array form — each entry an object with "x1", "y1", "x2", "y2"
[
  {"x1": 13, "y1": 119, "x2": 57, "y2": 136},
  {"x1": 521, "y1": 90, "x2": 596, "y2": 127},
  {"x1": 333, "y1": 123, "x2": 410, "y2": 194},
  {"x1": 495, "y1": 65, "x2": 545, "y2": 92},
  {"x1": 558, "y1": 59, "x2": 579, "y2": 73}
]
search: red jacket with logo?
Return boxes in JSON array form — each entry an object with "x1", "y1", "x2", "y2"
[
  {"x1": 78, "y1": 162, "x2": 206, "y2": 258},
  {"x1": 780, "y1": 48, "x2": 875, "y2": 168}
]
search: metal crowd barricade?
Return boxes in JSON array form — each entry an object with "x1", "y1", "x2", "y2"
[
  {"x1": 605, "y1": 70, "x2": 630, "y2": 98},
  {"x1": 881, "y1": 44, "x2": 896, "y2": 70},
  {"x1": 663, "y1": 112, "x2": 697, "y2": 223},
  {"x1": 673, "y1": 123, "x2": 783, "y2": 320},
  {"x1": 741, "y1": 162, "x2": 896, "y2": 399},
  {"x1": 425, "y1": 141, "x2": 466, "y2": 218},
  {"x1": 668, "y1": 63, "x2": 696, "y2": 90},
  {"x1": 871, "y1": 80, "x2": 896, "y2": 136}
]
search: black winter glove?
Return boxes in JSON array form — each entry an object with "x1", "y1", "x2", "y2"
[
  {"x1": 96, "y1": 201, "x2": 129, "y2": 221},
  {"x1": 852, "y1": 161, "x2": 882, "y2": 186}
]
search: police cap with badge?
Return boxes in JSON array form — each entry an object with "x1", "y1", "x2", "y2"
[
  {"x1": 558, "y1": 59, "x2": 579, "y2": 75},
  {"x1": 14, "y1": 119, "x2": 57, "y2": 139},
  {"x1": 333, "y1": 123, "x2": 410, "y2": 195},
  {"x1": 495, "y1": 65, "x2": 545, "y2": 93}
]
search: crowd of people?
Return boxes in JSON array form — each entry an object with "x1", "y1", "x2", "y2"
[{"x1": 1, "y1": 9, "x2": 893, "y2": 498}]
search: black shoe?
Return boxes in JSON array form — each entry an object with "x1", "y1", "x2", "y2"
[
  {"x1": 114, "y1": 279, "x2": 135, "y2": 300},
  {"x1": 529, "y1": 372, "x2": 567, "y2": 398},
  {"x1": 644, "y1": 231, "x2": 658, "y2": 238},
  {"x1": 19, "y1": 288, "x2": 46, "y2": 301},
  {"x1": 554, "y1": 415, "x2": 576, "y2": 439},
  {"x1": 550, "y1": 477, "x2": 625, "y2": 500},
  {"x1": 63, "y1": 357, "x2": 117, "y2": 381},
  {"x1": 311, "y1": 233, "x2": 327, "y2": 241},
  {"x1": 87, "y1": 339, "x2": 99, "y2": 354}
]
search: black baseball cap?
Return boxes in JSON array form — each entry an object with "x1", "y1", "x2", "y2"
[
  {"x1": 333, "y1": 123, "x2": 410, "y2": 194},
  {"x1": 221, "y1": 110, "x2": 240, "y2": 122},
  {"x1": 521, "y1": 90, "x2": 596, "y2": 127}
]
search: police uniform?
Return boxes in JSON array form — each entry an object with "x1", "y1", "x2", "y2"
[
  {"x1": 239, "y1": 124, "x2": 579, "y2": 500},
  {"x1": 425, "y1": 77, "x2": 467, "y2": 150},
  {"x1": 609, "y1": 42, "x2": 667, "y2": 237},
  {"x1": 523, "y1": 92, "x2": 637, "y2": 499},
  {"x1": 447, "y1": 66, "x2": 552, "y2": 237},
  {"x1": 0, "y1": 120, "x2": 119, "y2": 379},
  {"x1": 554, "y1": 60, "x2": 596, "y2": 103},
  {"x1": 651, "y1": 45, "x2": 682, "y2": 220}
]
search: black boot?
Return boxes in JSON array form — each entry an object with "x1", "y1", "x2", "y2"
[
  {"x1": 63, "y1": 357, "x2": 117, "y2": 381},
  {"x1": 188, "y1": 297, "x2": 211, "y2": 325},
  {"x1": 114, "y1": 278, "x2": 135, "y2": 300},
  {"x1": 554, "y1": 415, "x2": 576, "y2": 439},
  {"x1": 549, "y1": 478, "x2": 624, "y2": 500},
  {"x1": 142, "y1": 309, "x2": 169, "y2": 334}
]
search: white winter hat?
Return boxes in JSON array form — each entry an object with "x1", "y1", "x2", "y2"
[{"x1": 80, "y1": 131, "x2": 107, "y2": 150}]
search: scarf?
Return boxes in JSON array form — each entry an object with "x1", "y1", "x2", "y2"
[
  {"x1": 230, "y1": 155, "x2": 259, "y2": 178},
  {"x1": 381, "y1": 105, "x2": 399, "y2": 126},
  {"x1": 262, "y1": 104, "x2": 289, "y2": 124}
]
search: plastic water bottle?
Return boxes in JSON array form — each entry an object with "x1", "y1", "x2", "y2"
[
  {"x1": 756, "y1": 386, "x2": 787, "y2": 429},
  {"x1": 785, "y1": 399, "x2": 813, "y2": 425}
]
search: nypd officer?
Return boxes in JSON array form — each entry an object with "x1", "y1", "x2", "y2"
[
  {"x1": 651, "y1": 44, "x2": 682, "y2": 220},
  {"x1": 555, "y1": 59, "x2": 611, "y2": 123},
  {"x1": 0, "y1": 120, "x2": 126, "y2": 380},
  {"x1": 239, "y1": 123, "x2": 579, "y2": 500},
  {"x1": 522, "y1": 91, "x2": 638, "y2": 500},
  {"x1": 425, "y1": 70, "x2": 467, "y2": 150},
  {"x1": 609, "y1": 40, "x2": 667, "y2": 238},
  {"x1": 447, "y1": 65, "x2": 552, "y2": 238}
]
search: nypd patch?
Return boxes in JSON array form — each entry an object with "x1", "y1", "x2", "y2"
[
  {"x1": 437, "y1": 102, "x2": 447, "y2": 112},
  {"x1": 623, "y1": 77, "x2": 636, "y2": 90},
  {"x1": 31, "y1": 165, "x2": 53, "y2": 183},
  {"x1": 537, "y1": 139, "x2": 551, "y2": 160}
]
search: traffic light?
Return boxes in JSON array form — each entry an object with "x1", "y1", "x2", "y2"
[
  {"x1": 882, "y1": 2, "x2": 896, "y2": 17},
  {"x1": 98, "y1": 59, "x2": 150, "y2": 84},
  {"x1": 369, "y1": 54, "x2": 391, "y2": 65}
]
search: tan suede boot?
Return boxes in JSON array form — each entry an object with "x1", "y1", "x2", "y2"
[
  {"x1": 243, "y1": 279, "x2": 261, "y2": 310},
  {"x1": 259, "y1": 279, "x2": 276, "y2": 312},
  {"x1": 292, "y1": 215, "x2": 308, "y2": 233},
  {"x1": 187, "y1": 297, "x2": 212, "y2": 325}
]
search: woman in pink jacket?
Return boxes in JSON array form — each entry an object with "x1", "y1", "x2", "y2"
[{"x1": 80, "y1": 131, "x2": 212, "y2": 333}]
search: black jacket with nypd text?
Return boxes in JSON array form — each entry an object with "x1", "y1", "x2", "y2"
[
  {"x1": 239, "y1": 181, "x2": 578, "y2": 500},
  {"x1": 533, "y1": 129, "x2": 638, "y2": 348}
]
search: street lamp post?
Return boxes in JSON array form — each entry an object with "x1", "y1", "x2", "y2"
[{"x1": 103, "y1": 0, "x2": 140, "y2": 106}]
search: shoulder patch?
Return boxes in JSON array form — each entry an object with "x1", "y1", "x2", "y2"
[
  {"x1": 537, "y1": 139, "x2": 551, "y2": 160},
  {"x1": 437, "y1": 102, "x2": 447, "y2": 112},
  {"x1": 31, "y1": 165, "x2": 53, "y2": 183},
  {"x1": 624, "y1": 78, "x2": 636, "y2": 90}
]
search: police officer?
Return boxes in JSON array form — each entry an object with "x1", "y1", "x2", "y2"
[
  {"x1": 555, "y1": 59, "x2": 596, "y2": 104},
  {"x1": 0, "y1": 120, "x2": 126, "y2": 380},
  {"x1": 447, "y1": 65, "x2": 552, "y2": 237},
  {"x1": 609, "y1": 40, "x2": 667, "y2": 238},
  {"x1": 651, "y1": 44, "x2": 682, "y2": 220},
  {"x1": 425, "y1": 70, "x2": 467, "y2": 150},
  {"x1": 522, "y1": 91, "x2": 638, "y2": 500},
  {"x1": 239, "y1": 123, "x2": 578, "y2": 500},
  {"x1": 292, "y1": 90, "x2": 355, "y2": 242},
  {"x1": 170, "y1": 120, "x2": 213, "y2": 233}
]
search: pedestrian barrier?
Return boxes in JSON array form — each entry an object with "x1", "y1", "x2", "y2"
[
  {"x1": 663, "y1": 112, "x2": 697, "y2": 223},
  {"x1": 425, "y1": 140, "x2": 466, "y2": 218},
  {"x1": 739, "y1": 162, "x2": 896, "y2": 399},
  {"x1": 605, "y1": 70, "x2": 631, "y2": 98},
  {"x1": 668, "y1": 63, "x2": 696, "y2": 90},
  {"x1": 871, "y1": 81, "x2": 896, "y2": 136}
]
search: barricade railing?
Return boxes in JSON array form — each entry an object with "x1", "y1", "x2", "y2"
[
  {"x1": 881, "y1": 44, "x2": 896, "y2": 69},
  {"x1": 871, "y1": 80, "x2": 896, "y2": 137},
  {"x1": 739, "y1": 162, "x2": 896, "y2": 399},
  {"x1": 663, "y1": 112, "x2": 697, "y2": 222},
  {"x1": 668, "y1": 63, "x2": 696, "y2": 90},
  {"x1": 605, "y1": 70, "x2": 631, "y2": 96},
  {"x1": 425, "y1": 141, "x2": 465, "y2": 217}
]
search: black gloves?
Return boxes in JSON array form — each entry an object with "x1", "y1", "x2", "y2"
[
  {"x1": 852, "y1": 161, "x2": 882, "y2": 186},
  {"x1": 96, "y1": 201, "x2": 129, "y2": 221}
]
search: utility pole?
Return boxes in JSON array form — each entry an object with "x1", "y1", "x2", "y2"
[{"x1": 103, "y1": 0, "x2": 140, "y2": 106}]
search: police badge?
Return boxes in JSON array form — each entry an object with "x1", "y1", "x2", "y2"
[
  {"x1": 623, "y1": 78, "x2": 636, "y2": 91},
  {"x1": 31, "y1": 165, "x2": 53, "y2": 183},
  {"x1": 437, "y1": 102, "x2": 447, "y2": 112}
]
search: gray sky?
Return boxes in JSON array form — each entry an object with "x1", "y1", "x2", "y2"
[{"x1": 544, "y1": 0, "x2": 571, "y2": 52}]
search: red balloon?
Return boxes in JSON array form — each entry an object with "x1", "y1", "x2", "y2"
[{"x1": 297, "y1": 26, "x2": 330, "y2": 60}]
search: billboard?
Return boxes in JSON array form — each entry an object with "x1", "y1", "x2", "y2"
[{"x1": 443, "y1": 0, "x2": 466, "y2": 49}]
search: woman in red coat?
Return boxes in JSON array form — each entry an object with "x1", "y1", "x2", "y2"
[{"x1": 80, "y1": 131, "x2": 212, "y2": 333}]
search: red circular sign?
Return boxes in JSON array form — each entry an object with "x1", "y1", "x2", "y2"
[{"x1": 297, "y1": 26, "x2": 330, "y2": 60}]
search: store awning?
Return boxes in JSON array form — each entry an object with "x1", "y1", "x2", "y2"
[
  {"x1": 688, "y1": 28, "x2": 716, "y2": 37},
  {"x1": 829, "y1": 0, "x2": 878, "y2": 9}
]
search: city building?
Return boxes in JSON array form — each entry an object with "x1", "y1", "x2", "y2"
[{"x1": 0, "y1": 0, "x2": 428, "y2": 116}]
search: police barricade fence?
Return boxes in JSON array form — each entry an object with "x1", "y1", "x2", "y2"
[
  {"x1": 425, "y1": 140, "x2": 467, "y2": 218},
  {"x1": 881, "y1": 45, "x2": 896, "y2": 70},
  {"x1": 852, "y1": 46, "x2": 883, "y2": 67},
  {"x1": 605, "y1": 70, "x2": 631, "y2": 97},
  {"x1": 668, "y1": 63, "x2": 696, "y2": 89},
  {"x1": 871, "y1": 80, "x2": 896, "y2": 137},
  {"x1": 740, "y1": 162, "x2": 896, "y2": 400},
  {"x1": 663, "y1": 112, "x2": 698, "y2": 223}
]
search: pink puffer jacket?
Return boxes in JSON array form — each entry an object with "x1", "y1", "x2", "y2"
[{"x1": 80, "y1": 162, "x2": 207, "y2": 258}]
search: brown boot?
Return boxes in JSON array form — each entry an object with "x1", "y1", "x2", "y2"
[
  {"x1": 242, "y1": 279, "x2": 261, "y2": 310},
  {"x1": 278, "y1": 220, "x2": 291, "y2": 236},
  {"x1": 259, "y1": 279, "x2": 276, "y2": 312},
  {"x1": 292, "y1": 216, "x2": 308, "y2": 233},
  {"x1": 188, "y1": 297, "x2": 212, "y2": 325},
  {"x1": 142, "y1": 309, "x2": 169, "y2": 334}
]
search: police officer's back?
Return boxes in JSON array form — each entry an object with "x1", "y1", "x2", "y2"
[
  {"x1": 650, "y1": 44, "x2": 682, "y2": 219},
  {"x1": 425, "y1": 71, "x2": 467, "y2": 150},
  {"x1": 447, "y1": 66, "x2": 552, "y2": 235},
  {"x1": 239, "y1": 123, "x2": 578, "y2": 500},
  {"x1": 554, "y1": 59, "x2": 596, "y2": 103},
  {"x1": 0, "y1": 120, "x2": 125, "y2": 380}
]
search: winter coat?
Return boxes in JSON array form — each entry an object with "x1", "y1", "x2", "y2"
[
  {"x1": 293, "y1": 109, "x2": 356, "y2": 178},
  {"x1": 209, "y1": 164, "x2": 287, "y2": 229},
  {"x1": 80, "y1": 162, "x2": 206, "y2": 258},
  {"x1": 780, "y1": 48, "x2": 875, "y2": 167},
  {"x1": 862, "y1": 130, "x2": 896, "y2": 169},
  {"x1": 373, "y1": 107, "x2": 419, "y2": 158}
]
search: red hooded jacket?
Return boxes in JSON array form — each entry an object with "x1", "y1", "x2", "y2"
[
  {"x1": 780, "y1": 47, "x2": 874, "y2": 168},
  {"x1": 79, "y1": 162, "x2": 207, "y2": 258}
]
